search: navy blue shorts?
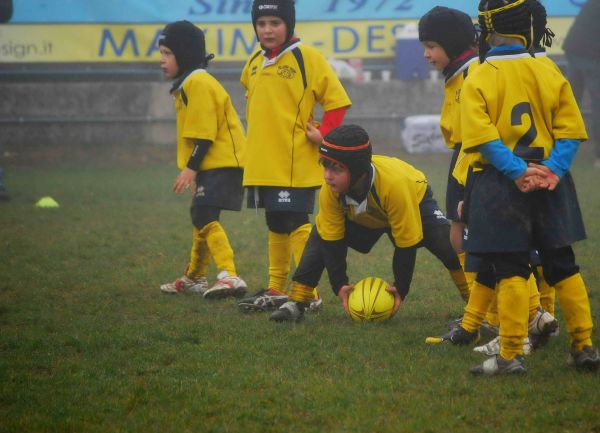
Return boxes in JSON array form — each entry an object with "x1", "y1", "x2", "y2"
[
  {"x1": 192, "y1": 167, "x2": 244, "y2": 211},
  {"x1": 246, "y1": 186, "x2": 317, "y2": 213},
  {"x1": 464, "y1": 166, "x2": 586, "y2": 253},
  {"x1": 446, "y1": 145, "x2": 465, "y2": 222}
]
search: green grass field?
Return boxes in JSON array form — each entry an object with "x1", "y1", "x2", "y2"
[{"x1": 1, "y1": 145, "x2": 599, "y2": 433}]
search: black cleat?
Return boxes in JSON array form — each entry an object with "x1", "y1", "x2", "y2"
[
  {"x1": 269, "y1": 301, "x2": 305, "y2": 323},
  {"x1": 567, "y1": 346, "x2": 600, "y2": 372}
]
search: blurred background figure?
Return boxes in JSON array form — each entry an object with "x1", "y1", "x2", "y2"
[
  {"x1": 563, "y1": 0, "x2": 600, "y2": 168},
  {"x1": 0, "y1": 0, "x2": 11, "y2": 22},
  {"x1": 0, "y1": 0, "x2": 12, "y2": 201}
]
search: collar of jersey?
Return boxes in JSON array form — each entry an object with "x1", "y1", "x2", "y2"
[
  {"x1": 262, "y1": 40, "x2": 302, "y2": 68},
  {"x1": 343, "y1": 164, "x2": 375, "y2": 214},
  {"x1": 171, "y1": 68, "x2": 207, "y2": 93},
  {"x1": 443, "y1": 53, "x2": 478, "y2": 83},
  {"x1": 485, "y1": 44, "x2": 531, "y2": 62}
]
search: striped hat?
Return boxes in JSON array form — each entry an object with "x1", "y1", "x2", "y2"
[{"x1": 320, "y1": 125, "x2": 372, "y2": 185}]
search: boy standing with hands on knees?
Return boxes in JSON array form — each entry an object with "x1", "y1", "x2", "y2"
[{"x1": 269, "y1": 125, "x2": 467, "y2": 323}]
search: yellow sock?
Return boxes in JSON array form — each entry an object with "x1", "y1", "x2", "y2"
[
  {"x1": 268, "y1": 231, "x2": 290, "y2": 292},
  {"x1": 497, "y1": 276, "x2": 529, "y2": 360},
  {"x1": 202, "y1": 221, "x2": 236, "y2": 276},
  {"x1": 289, "y1": 281, "x2": 316, "y2": 304},
  {"x1": 528, "y1": 273, "x2": 542, "y2": 322},
  {"x1": 554, "y1": 273, "x2": 594, "y2": 351},
  {"x1": 289, "y1": 223, "x2": 320, "y2": 300},
  {"x1": 458, "y1": 252, "x2": 477, "y2": 289},
  {"x1": 537, "y1": 265, "x2": 556, "y2": 315},
  {"x1": 462, "y1": 281, "x2": 495, "y2": 333},
  {"x1": 290, "y1": 223, "x2": 311, "y2": 266},
  {"x1": 449, "y1": 267, "x2": 470, "y2": 302},
  {"x1": 187, "y1": 226, "x2": 211, "y2": 280},
  {"x1": 485, "y1": 293, "x2": 499, "y2": 328}
]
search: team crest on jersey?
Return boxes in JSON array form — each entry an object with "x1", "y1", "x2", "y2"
[
  {"x1": 251, "y1": 65, "x2": 257, "y2": 76},
  {"x1": 455, "y1": 88, "x2": 461, "y2": 103},
  {"x1": 278, "y1": 190, "x2": 291, "y2": 203},
  {"x1": 277, "y1": 65, "x2": 296, "y2": 79}
]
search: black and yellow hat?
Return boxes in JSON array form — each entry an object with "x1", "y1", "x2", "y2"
[
  {"x1": 320, "y1": 125, "x2": 372, "y2": 185},
  {"x1": 478, "y1": 0, "x2": 553, "y2": 50}
]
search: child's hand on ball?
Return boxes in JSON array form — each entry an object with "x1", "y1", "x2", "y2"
[
  {"x1": 337, "y1": 284, "x2": 354, "y2": 315},
  {"x1": 386, "y1": 286, "x2": 402, "y2": 316}
]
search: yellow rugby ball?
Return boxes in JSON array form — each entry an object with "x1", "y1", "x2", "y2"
[{"x1": 348, "y1": 277, "x2": 394, "y2": 322}]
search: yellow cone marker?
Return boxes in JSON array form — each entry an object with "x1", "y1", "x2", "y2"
[
  {"x1": 425, "y1": 336, "x2": 446, "y2": 344},
  {"x1": 36, "y1": 196, "x2": 60, "y2": 208}
]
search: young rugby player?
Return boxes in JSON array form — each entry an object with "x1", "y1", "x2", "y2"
[
  {"x1": 269, "y1": 125, "x2": 469, "y2": 322},
  {"x1": 419, "y1": 5, "x2": 558, "y2": 356},
  {"x1": 237, "y1": 0, "x2": 352, "y2": 312},
  {"x1": 459, "y1": 0, "x2": 598, "y2": 375},
  {"x1": 158, "y1": 21, "x2": 248, "y2": 299}
]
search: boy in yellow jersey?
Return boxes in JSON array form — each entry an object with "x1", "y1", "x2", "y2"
[
  {"x1": 419, "y1": 6, "x2": 478, "y2": 261},
  {"x1": 269, "y1": 125, "x2": 468, "y2": 322},
  {"x1": 419, "y1": 5, "x2": 558, "y2": 354},
  {"x1": 157, "y1": 21, "x2": 248, "y2": 299},
  {"x1": 237, "y1": 0, "x2": 352, "y2": 312},
  {"x1": 460, "y1": 0, "x2": 598, "y2": 375}
]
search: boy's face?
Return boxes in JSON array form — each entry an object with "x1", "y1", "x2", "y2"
[
  {"x1": 255, "y1": 16, "x2": 288, "y2": 50},
  {"x1": 322, "y1": 159, "x2": 351, "y2": 194},
  {"x1": 421, "y1": 41, "x2": 450, "y2": 71},
  {"x1": 159, "y1": 45, "x2": 179, "y2": 78}
]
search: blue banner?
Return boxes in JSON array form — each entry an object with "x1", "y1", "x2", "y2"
[{"x1": 11, "y1": 0, "x2": 586, "y2": 24}]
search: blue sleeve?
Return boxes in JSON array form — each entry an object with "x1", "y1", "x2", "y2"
[
  {"x1": 542, "y1": 139, "x2": 580, "y2": 178},
  {"x1": 479, "y1": 139, "x2": 527, "y2": 181}
]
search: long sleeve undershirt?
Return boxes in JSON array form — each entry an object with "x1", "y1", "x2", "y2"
[
  {"x1": 186, "y1": 139, "x2": 212, "y2": 170},
  {"x1": 480, "y1": 138, "x2": 580, "y2": 180}
]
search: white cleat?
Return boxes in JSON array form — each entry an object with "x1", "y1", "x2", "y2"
[
  {"x1": 160, "y1": 275, "x2": 208, "y2": 294},
  {"x1": 203, "y1": 272, "x2": 247, "y2": 299}
]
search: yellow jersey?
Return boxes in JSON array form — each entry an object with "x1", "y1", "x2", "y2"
[
  {"x1": 316, "y1": 155, "x2": 428, "y2": 248},
  {"x1": 241, "y1": 42, "x2": 351, "y2": 188},
  {"x1": 452, "y1": 50, "x2": 564, "y2": 185},
  {"x1": 440, "y1": 55, "x2": 479, "y2": 150},
  {"x1": 174, "y1": 69, "x2": 246, "y2": 171},
  {"x1": 461, "y1": 47, "x2": 587, "y2": 166}
]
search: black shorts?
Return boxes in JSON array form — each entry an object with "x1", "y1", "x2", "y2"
[
  {"x1": 464, "y1": 166, "x2": 586, "y2": 253},
  {"x1": 246, "y1": 186, "x2": 317, "y2": 213},
  {"x1": 464, "y1": 250, "x2": 542, "y2": 274},
  {"x1": 446, "y1": 145, "x2": 465, "y2": 222},
  {"x1": 192, "y1": 167, "x2": 244, "y2": 211}
]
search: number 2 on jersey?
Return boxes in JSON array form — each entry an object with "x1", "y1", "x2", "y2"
[{"x1": 511, "y1": 102, "x2": 544, "y2": 161}]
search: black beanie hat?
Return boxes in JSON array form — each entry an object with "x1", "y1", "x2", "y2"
[
  {"x1": 158, "y1": 20, "x2": 211, "y2": 76},
  {"x1": 252, "y1": 0, "x2": 296, "y2": 41},
  {"x1": 418, "y1": 6, "x2": 477, "y2": 60},
  {"x1": 320, "y1": 125, "x2": 372, "y2": 186}
]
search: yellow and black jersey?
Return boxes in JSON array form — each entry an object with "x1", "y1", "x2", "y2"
[
  {"x1": 461, "y1": 47, "x2": 587, "y2": 165},
  {"x1": 315, "y1": 155, "x2": 428, "y2": 248},
  {"x1": 240, "y1": 42, "x2": 351, "y2": 188},
  {"x1": 440, "y1": 55, "x2": 479, "y2": 150},
  {"x1": 533, "y1": 48, "x2": 561, "y2": 73},
  {"x1": 174, "y1": 69, "x2": 246, "y2": 171},
  {"x1": 452, "y1": 49, "x2": 563, "y2": 185}
]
